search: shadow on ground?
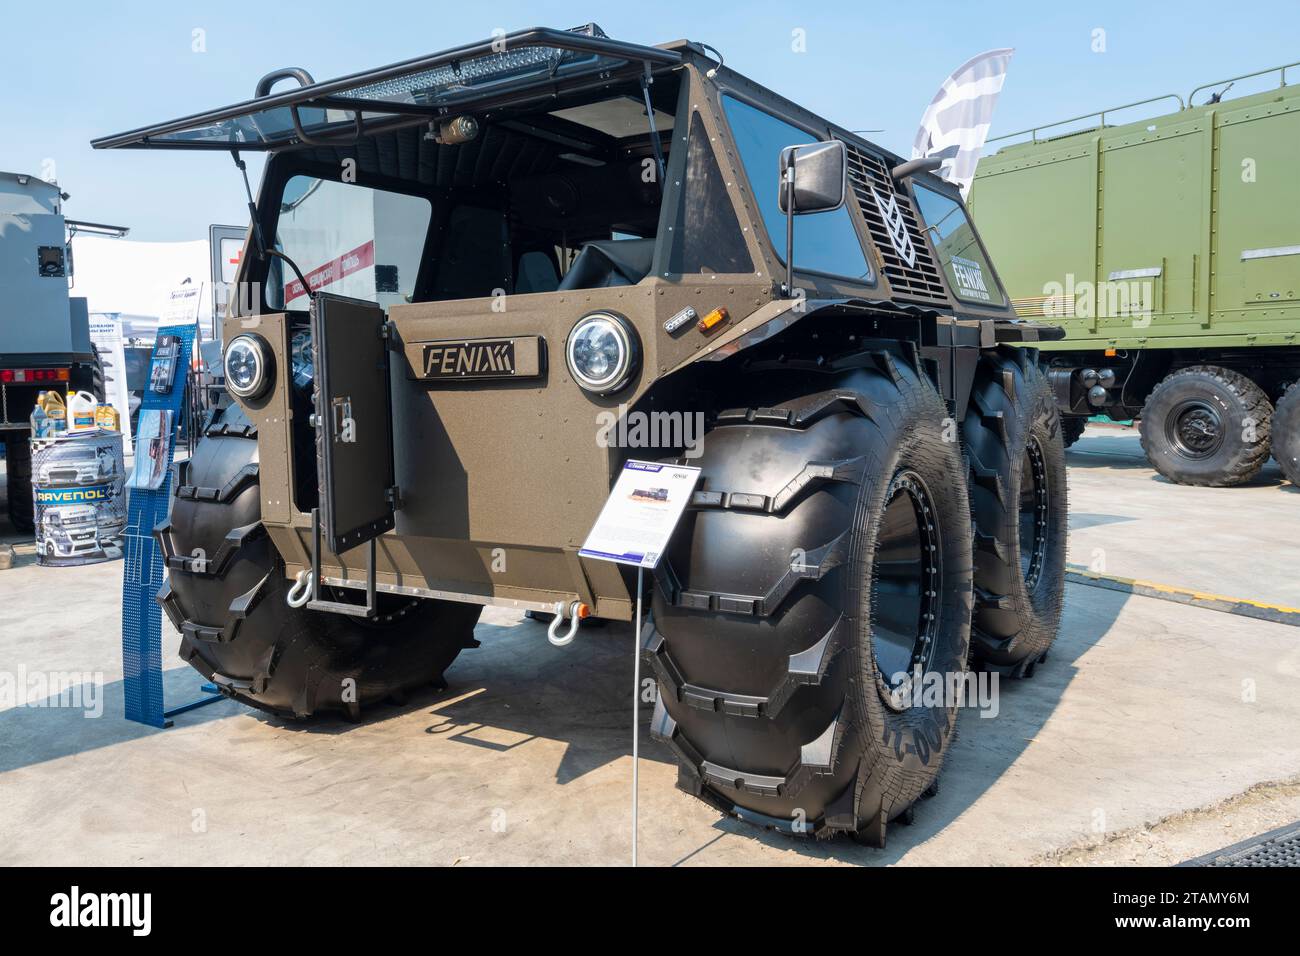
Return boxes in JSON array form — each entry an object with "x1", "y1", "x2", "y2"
[
  {"x1": 0, "y1": 580, "x2": 1129, "y2": 863},
  {"x1": 0, "y1": 669, "x2": 235, "y2": 774},
  {"x1": 0, "y1": 449, "x2": 1133, "y2": 865},
  {"x1": 234, "y1": 585, "x2": 1129, "y2": 866}
]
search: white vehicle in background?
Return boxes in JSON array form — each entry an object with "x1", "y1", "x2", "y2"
[
  {"x1": 34, "y1": 439, "x2": 120, "y2": 486},
  {"x1": 40, "y1": 505, "x2": 100, "y2": 558}
]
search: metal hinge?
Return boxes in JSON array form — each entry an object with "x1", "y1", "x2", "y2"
[{"x1": 386, "y1": 485, "x2": 403, "y2": 511}]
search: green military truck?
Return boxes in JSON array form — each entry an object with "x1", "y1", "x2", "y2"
[{"x1": 970, "y1": 63, "x2": 1300, "y2": 487}]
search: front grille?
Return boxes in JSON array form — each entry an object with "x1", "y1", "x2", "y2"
[{"x1": 841, "y1": 141, "x2": 949, "y2": 304}]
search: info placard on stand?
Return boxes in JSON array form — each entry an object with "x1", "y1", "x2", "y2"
[
  {"x1": 579, "y1": 460, "x2": 701, "y2": 866},
  {"x1": 120, "y1": 324, "x2": 221, "y2": 728}
]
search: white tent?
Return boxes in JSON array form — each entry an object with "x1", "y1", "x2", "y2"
[{"x1": 69, "y1": 236, "x2": 213, "y2": 340}]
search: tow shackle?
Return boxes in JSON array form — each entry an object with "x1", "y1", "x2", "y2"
[
  {"x1": 546, "y1": 601, "x2": 587, "y2": 647},
  {"x1": 286, "y1": 569, "x2": 312, "y2": 608}
]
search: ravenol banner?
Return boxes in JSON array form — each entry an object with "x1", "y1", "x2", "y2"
[{"x1": 31, "y1": 431, "x2": 127, "y2": 567}]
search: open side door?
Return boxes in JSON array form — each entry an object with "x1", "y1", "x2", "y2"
[
  {"x1": 312, "y1": 293, "x2": 396, "y2": 553},
  {"x1": 303, "y1": 293, "x2": 395, "y2": 617}
]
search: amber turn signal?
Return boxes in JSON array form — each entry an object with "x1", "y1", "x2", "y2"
[{"x1": 697, "y1": 307, "x2": 729, "y2": 333}]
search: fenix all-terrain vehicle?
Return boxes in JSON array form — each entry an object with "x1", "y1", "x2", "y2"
[
  {"x1": 970, "y1": 62, "x2": 1300, "y2": 488},
  {"x1": 94, "y1": 25, "x2": 1067, "y2": 843}
]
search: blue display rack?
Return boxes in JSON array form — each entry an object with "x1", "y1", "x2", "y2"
[{"x1": 121, "y1": 324, "x2": 221, "y2": 727}]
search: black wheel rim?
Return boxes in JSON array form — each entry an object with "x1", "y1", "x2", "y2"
[
  {"x1": 1018, "y1": 436, "x2": 1050, "y2": 589},
  {"x1": 1166, "y1": 399, "x2": 1224, "y2": 460},
  {"x1": 871, "y1": 471, "x2": 941, "y2": 698}
]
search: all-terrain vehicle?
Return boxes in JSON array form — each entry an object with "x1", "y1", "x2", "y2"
[
  {"x1": 970, "y1": 62, "x2": 1300, "y2": 487},
  {"x1": 94, "y1": 25, "x2": 1068, "y2": 843}
]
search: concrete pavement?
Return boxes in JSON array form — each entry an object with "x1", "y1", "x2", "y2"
[{"x1": 1, "y1": 431, "x2": 1297, "y2": 866}]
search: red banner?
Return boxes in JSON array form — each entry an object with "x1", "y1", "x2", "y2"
[{"x1": 283, "y1": 239, "x2": 376, "y2": 304}]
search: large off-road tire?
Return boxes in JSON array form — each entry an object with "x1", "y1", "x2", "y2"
[
  {"x1": 1061, "y1": 416, "x2": 1086, "y2": 449},
  {"x1": 3, "y1": 434, "x2": 34, "y2": 535},
  {"x1": 156, "y1": 403, "x2": 482, "y2": 719},
  {"x1": 646, "y1": 353, "x2": 973, "y2": 845},
  {"x1": 961, "y1": 346, "x2": 1068, "y2": 676},
  {"x1": 1139, "y1": 366, "x2": 1271, "y2": 486},
  {"x1": 1273, "y1": 382, "x2": 1300, "y2": 487}
]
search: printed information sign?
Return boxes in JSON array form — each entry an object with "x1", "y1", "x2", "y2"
[{"x1": 579, "y1": 460, "x2": 701, "y2": 569}]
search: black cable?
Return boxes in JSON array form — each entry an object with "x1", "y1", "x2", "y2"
[
  {"x1": 697, "y1": 42, "x2": 724, "y2": 78},
  {"x1": 230, "y1": 148, "x2": 314, "y2": 302}
]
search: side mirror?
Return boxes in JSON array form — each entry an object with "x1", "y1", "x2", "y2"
[
  {"x1": 776, "y1": 140, "x2": 847, "y2": 296},
  {"x1": 778, "y1": 141, "x2": 847, "y2": 215}
]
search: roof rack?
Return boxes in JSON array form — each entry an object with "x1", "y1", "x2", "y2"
[
  {"x1": 990, "y1": 59, "x2": 1300, "y2": 150},
  {"x1": 988, "y1": 94, "x2": 1185, "y2": 147},
  {"x1": 1188, "y1": 60, "x2": 1299, "y2": 107}
]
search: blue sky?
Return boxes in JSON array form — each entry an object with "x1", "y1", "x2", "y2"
[{"x1": 3, "y1": 0, "x2": 1296, "y2": 240}]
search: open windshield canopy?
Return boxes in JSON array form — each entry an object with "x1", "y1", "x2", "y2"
[{"x1": 91, "y1": 25, "x2": 679, "y2": 151}]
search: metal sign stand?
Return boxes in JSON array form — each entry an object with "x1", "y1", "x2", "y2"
[
  {"x1": 574, "y1": 459, "x2": 702, "y2": 867},
  {"x1": 121, "y1": 324, "x2": 221, "y2": 728},
  {"x1": 632, "y1": 565, "x2": 644, "y2": 868}
]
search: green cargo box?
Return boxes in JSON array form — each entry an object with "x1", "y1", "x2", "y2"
[{"x1": 969, "y1": 63, "x2": 1300, "y2": 488}]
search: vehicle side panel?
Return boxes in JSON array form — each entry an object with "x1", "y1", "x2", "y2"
[{"x1": 972, "y1": 84, "x2": 1300, "y2": 351}]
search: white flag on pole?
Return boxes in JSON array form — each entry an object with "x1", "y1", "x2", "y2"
[{"x1": 911, "y1": 48, "x2": 1014, "y2": 197}]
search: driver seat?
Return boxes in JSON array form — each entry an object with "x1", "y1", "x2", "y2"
[{"x1": 557, "y1": 238, "x2": 655, "y2": 291}]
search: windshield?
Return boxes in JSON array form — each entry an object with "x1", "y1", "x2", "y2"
[
  {"x1": 911, "y1": 183, "x2": 1005, "y2": 307},
  {"x1": 721, "y1": 96, "x2": 873, "y2": 284},
  {"x1": 267, "y1": 176, "x2": 432, "y2": 310}
]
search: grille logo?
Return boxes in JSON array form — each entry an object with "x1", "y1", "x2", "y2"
[{"x1": 870, "y1": 184, "x2": 917, "y2": 268}]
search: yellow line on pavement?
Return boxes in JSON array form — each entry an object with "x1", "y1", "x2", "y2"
[{"x1": 1065, "y1": 564, "x2": 1300, "y2": 628}]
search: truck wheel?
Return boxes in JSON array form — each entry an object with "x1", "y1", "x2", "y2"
[
  {"x1": 646, "y1": 353, "x2": 973, "y2": 844},
  {"x1": 961, "y1": 347, "x2": 1067, "y2": 676},
  {"x1": 155, "y1": 403, "x2": 481, "y2": 719},
  {"x1": 1139, "y1": 366, "x2": 1271, "y2": 486},
  {"x1": 4, "y1": 435, "x2": 34, "y2": 535},
  {"x1": 1274, "y1": 382, "x2": 1300, "y2": 487},
  {"x1": 1061, "y1": 416, "x2": 1086, "y2": 449},
  {"x1": 88, "y1": 344, "x2": 106, "y2": 402}
]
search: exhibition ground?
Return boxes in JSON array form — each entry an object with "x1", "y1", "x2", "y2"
[{"x1": 2, "y1": 425, "x2": 1297, "y2": 866}]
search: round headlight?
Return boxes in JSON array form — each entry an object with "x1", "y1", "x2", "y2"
[
  {"x1": 224, "y1": 334, "x2": 273, "y2": 399},
  {"x1": 566, "y1": 312, "x2": 638, "y2": 394}
]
